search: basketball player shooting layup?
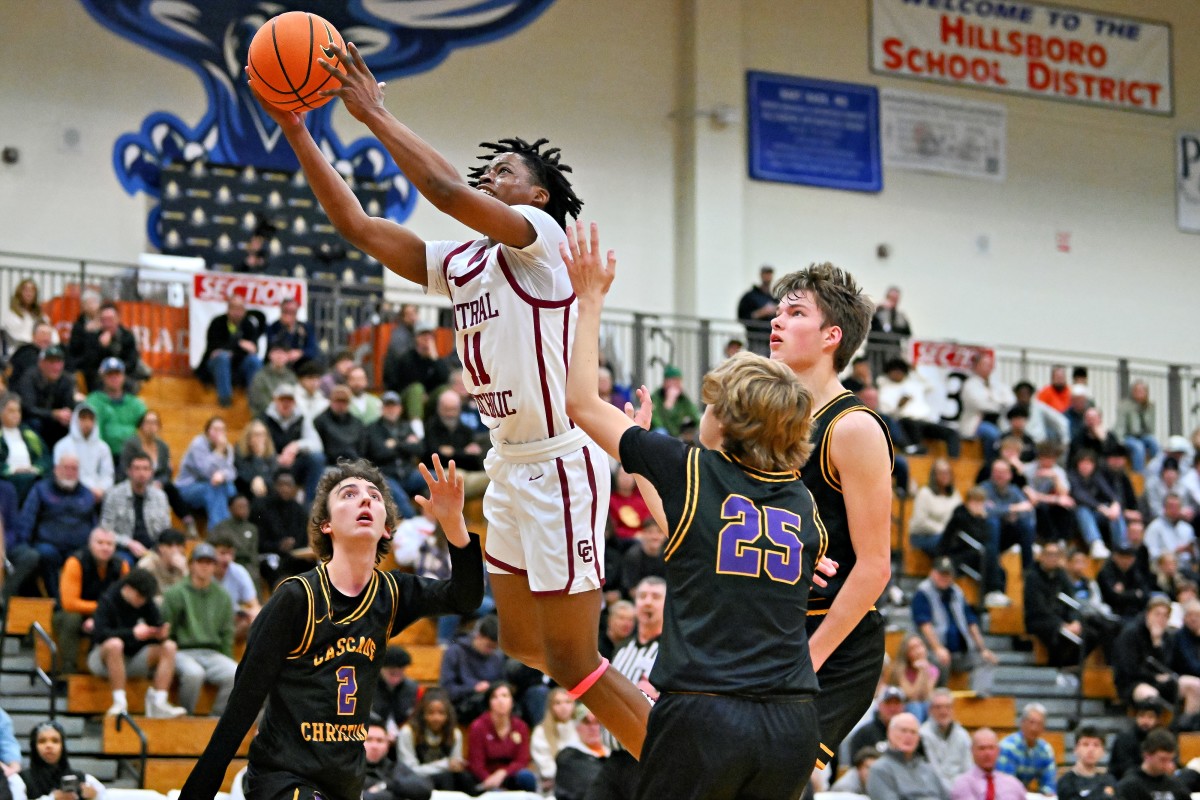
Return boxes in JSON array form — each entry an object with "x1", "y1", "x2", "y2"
[
  {"x1": 249, "y1": 42, "x2": 651, "y2": 754},
  {"x1": 769, "y1": 264, "x2": 895, "y2": 769}
]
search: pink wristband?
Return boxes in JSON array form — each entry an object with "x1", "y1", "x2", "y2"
[{"x1": 567, "y1": 657, "x2": 610, "y2": 700}]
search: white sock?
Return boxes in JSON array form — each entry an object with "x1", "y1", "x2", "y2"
[
  {"x1": 150, "y1": 689, "x2": 167, "y2": 704},
  {"x1": 112, "y1": 689, "x2": 127, "y2": 706}
]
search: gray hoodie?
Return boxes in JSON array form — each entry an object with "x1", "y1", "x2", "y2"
[{"x1": 52, "y1": 403, "x2": 114, "y2": 495}]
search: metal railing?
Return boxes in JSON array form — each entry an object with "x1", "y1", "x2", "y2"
[
  {"x1": 116, "y1": 713, "x2": 149, "y2": 789},
  {"x1": 29, "y1": 621, "x2": 58, "y2": 720},
  {"x1": 4, "y1": 251, "x2": 1199, "y2": 437}
]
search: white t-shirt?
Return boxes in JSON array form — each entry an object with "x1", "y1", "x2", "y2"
[{"x1": 1, "y1": 428, "x2": 31, "y2": 471}]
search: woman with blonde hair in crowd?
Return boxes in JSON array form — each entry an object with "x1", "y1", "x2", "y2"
[
  {"x1": 908, "y1": 458, "x2": 962, "y2": 556},
  {"x1": 889, "y1": 632, "x2": 939, "y2": 721},
  {"x1": 234, "y1": 419, "x2": 278, "y2": 499},
  {"x1": 2, "y1": 279, "x2": 53, "y2": 350},
  {"x1": 530, "y1": 687, "x2": 580, "y2": 794},
  {"x1": 176, "y1": 416, "x2": 237, "y2": 526}
]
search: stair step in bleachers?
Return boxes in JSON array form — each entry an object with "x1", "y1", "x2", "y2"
[
  {"x1": 138, "y1": 376, "x2": 251, "y2": 463},
  {"x1": 102, "y1": 716, "x2": 253, "y2": 756},
  {"x1": 9, "y1": 713, "x2": 85, "y2": 737},
  {"x1": 67, "y1": 675, "x2": 217, "y2": 715},
  {"x1": 143, "y1": 758, "x2": 246, "y2": 794}
]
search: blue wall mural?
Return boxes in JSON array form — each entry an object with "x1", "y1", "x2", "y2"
[{"x1": 79, "y1": 0, "x2": 556, "y2": 246}]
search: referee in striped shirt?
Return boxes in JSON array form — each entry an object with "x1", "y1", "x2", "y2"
[{"x1": 588, "y1": 577, "x2": 665, "y2": 800}]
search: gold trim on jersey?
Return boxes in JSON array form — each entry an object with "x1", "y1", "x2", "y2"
[
  {"x1": 815, "y1": 741, "x2": 836, "y2": 770},
  {"x1": 718, "y1": 452, "x2": 801, "y2": 483},
  {"x1": 812, "y1": 390, "x2": 854, "y2": 420},
  {"x1": 805, "y1": 604, "x2": 876, "y2": 616},
  {"x1": 382, "y1": 571, "x2": 401, "y2": 638},
  {"x1": 817, "y1": 404, "x2": 896, "y2": 494},
  {"x1": 286, "y1": 576, "x2": 317, "y2": 659},
  {"x1": 664, "y1": 448, "x2": 701, "y2": 562},
  {"x1": 814, "y1": 505, "x2": 830, "y2": 564},
  {"x1": 316, "y1": 565, "x2": 381, "y2": 625}
]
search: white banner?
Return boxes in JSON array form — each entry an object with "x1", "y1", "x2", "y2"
[
  {"x1": 1179, "y1": 132, "x2": 1200, "y2": 234},
  {"x1": 881, "y1": 87, "x2": 1007, "y2": 180},
  {"x1": 911, "y1": 340, "x2": 993, "y2": 426},
  {"x1": 188, "y1": 271, "x2": 308, "y2": 369},
  {"x1": 871, "y1": 0, "x2": 1173, "y2": 116}
]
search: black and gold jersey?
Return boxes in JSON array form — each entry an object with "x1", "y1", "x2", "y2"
[{"x1": 620, "y1": 427, "x2": 825, "y2": 697}]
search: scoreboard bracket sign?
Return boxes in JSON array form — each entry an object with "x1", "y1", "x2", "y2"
[{"x1": 870, "y1": 0, "x2": 1173, "y2": 116}]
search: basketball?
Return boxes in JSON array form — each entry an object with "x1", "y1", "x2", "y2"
[{"x1": 247, "y1": 11, "x2": 344, "y2": 111}]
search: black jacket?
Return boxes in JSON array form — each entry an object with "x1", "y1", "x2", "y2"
[
  {"x1": 250, "y1": 493, "x2": 308, "y2": 554},
  {"x1": 80, "y1": 325, "x2": 141, "y2": 391},
  {"x1": 91, "y1": 581, "x2": 165, "y2": 655},
  {"x1": 360, "y1": 418, "x2": 422, "y2": 482},
  {"x1": 423, "y1": 417, "x2": 484, "y2": 471},
  {"x1": 383, "y1": 349, "x2": 448, "y2": 395},
  {"x1": 1097, "y1": 559, "x2": 1151, "y2": 619},
  {"x1": 1023, "y1": 564, "x2": 1077, "y2": 637},
  {"x1": 199, "y1": 310, "x2": 267, "y2": 374},
  {"x1": 14, "y1": 368, "x2": 76, "y2": 442},
  {"x1": 314, "y1": 409, "x2": 364, "y2": 463},
  {"x1": 1112, "y1": 614, "x2": 1177, "y2": 704}
]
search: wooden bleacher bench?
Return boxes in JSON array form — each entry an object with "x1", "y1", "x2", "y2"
[
  {"x1": 1082, "y1": 666, "x2": 1117, "y2": 700},
  {"x1": 391, "y1": 617, "x2": 437, "y2": 647},
  {"x1": 5, "y1": 597, "x2": 55, "y2": 636},
  {"x1": 1179, "y1": 732, "x2": 1200, "y2": 764},
  {"x1": 68, "y1": 675, "x2": 217, "y2": 715},
  {"x1": 952, "y1": 694, "x2": 1016, "y2": 728},
  {"x1": 103, "y1": 715, "x2": 253, "y2": 756},
  {"x1": 987, "y1": 605, "x2": 1025, "y2": 636},
  {"x1": 402, "y1": 644, "x2": 445, "y2": 685},
  {"x1": 143, "y1": 758, "x2": 246, "y2": 794}
]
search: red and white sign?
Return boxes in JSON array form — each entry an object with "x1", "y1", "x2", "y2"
[
  {"x1": 188, "y1": 271, "x2": 307, "y2": 368},
  {"x1": 871, "y1": 0, "x2": 1173, "y2": 115},
  {"x1": 912, "y1": 340, "x2": 993, "y2": 424}
]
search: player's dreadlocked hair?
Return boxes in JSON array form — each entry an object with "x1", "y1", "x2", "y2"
[{"x1": 468, "y1": 137, "x2": 583, "y2": 229}]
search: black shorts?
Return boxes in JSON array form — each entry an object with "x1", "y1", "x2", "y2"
[
  {"x1": 245, "y1": 766, "x2": 347, "y2": 800},
  {"x1": 806, "y1": 609, "x2": 885, "y2": 767},
  {"x1": 634, "y1": 692, "x2": 818, "y2": 800}
]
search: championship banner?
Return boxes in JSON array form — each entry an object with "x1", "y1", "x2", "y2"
[
  {"x1": 911, "y1": 340, "x2": 993, "y2": 426},
  {"x1": 1179, "y1": 132, "x2": 1200, "y2": 234},
  {"x1": 881, "y1": 87, "x2": 1007, "y2": 181},
  {"x1": 870, "y1": 0, "x2": 1173, "y2": 116},
  {"x1": 188, "y1": 271, "x2": 307, "y2": 369}
]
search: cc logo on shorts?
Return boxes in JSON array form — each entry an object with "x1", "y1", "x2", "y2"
[{"x1": 577, "y1": 540, "x2": 594, "y2": 563}]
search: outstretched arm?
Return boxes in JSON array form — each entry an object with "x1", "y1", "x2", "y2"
[
  {"x1": 248, "y1": 79, "x2": 427, "y2": 285},
  {"x1": 318, "y1": 43, "x2": 537, "y2": 249},
  {"x1": 562, "y1": 223, "x2": 636, "y2": 461}
]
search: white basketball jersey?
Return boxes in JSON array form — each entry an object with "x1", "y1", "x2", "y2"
[{"x1": 426, "y1": 205, "x2": 577, "y2": 446}]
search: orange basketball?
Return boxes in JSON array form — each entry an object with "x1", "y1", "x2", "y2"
[{"x1": 247, "y1": 11, "x2": 344, "y2": 111}]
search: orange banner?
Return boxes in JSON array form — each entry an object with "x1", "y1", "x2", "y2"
[{"x1": 45, "y1": 291, "x2": 191, "y2": 375}]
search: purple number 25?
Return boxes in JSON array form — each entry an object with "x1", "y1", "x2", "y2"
[{"x1": 716, "y1": 495, "x2": 804, "y2": 585}]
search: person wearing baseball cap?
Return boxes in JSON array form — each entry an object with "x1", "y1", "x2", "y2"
[
  {"x1": 12, "y1": 340, "x2": 75, "y2": 448},
  {"x1": 161, "y1": 540, "x2": 238, "y2": 715},
  {"x1": 912, "y1": 556, "x2": 997, "y2": 683},
  {"x1": 359, "y1": 390, "x2": 420, "y2": 520},
  {"x1": 248, "y1": 341, "x2": 298, "y2": 418},
  {"x1": 847, "y1": 685, "x2": 909, "y2": 758},
  {"x1": 86, "y1": 353, "x2": 147, "y2": 456}
]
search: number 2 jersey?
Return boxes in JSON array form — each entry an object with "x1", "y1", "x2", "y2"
[
  {"x1": 619, "y1": 427, "x2": 827, "y2": 697},
  {"x1": 180, "y1": 538, "x2": 483, "y2": 800}
]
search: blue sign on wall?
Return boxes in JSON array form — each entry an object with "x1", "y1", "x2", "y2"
[{"x1": 747, "y1": 71, "x2": 882, "y2": 193}]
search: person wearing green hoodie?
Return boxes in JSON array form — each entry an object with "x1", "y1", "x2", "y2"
[
  {"x1": 87, "y1": 359, "x2": 146, "y2": 457},
  {"x1": 161, "y1": 542, "x2": 236, "y2": 715}
]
